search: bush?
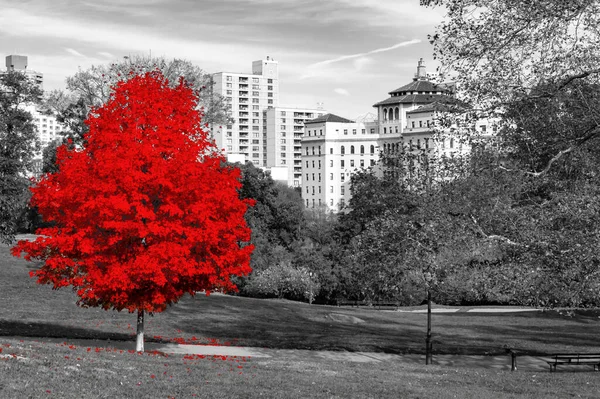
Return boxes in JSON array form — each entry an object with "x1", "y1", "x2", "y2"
[{"x1": 243, "y1": 263, "x2": 320, "y2": 302}]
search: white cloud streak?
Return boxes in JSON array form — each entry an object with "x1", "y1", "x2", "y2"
[{"x1": 309, "y1": 39, "x2": 421, "y2": 68}]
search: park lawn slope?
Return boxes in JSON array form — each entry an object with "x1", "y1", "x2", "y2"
[{"x1": 2, "y1": 244, "x2": 600, "y2": 355}]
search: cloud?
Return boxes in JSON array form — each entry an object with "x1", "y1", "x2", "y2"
[
  {"x1": 334, "y1": 88, "x2": 350, "y2": 96},
  {"x1": 309, "y1": 39, "x2": 421, "y2": 68},
  {"x1": 98, "y1": 51, "x2": 115, "y2": 59},
  {"x1": 352, "y1": 57, "x2": 371, "y2": 71},
  {"x1": 65, "y1": 48, "x2": 85, "y2": 58},
  {"x1": 300, "y1": 39, "x2": 421, "y2": 79}
]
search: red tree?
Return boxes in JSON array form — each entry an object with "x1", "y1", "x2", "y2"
[{"x1": 12, "y1": 71, "x2": 254, "y2": 351}]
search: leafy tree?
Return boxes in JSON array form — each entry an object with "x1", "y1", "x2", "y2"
[
  {"x1": 0, "y1": 71, "x2": 41, "y2": 244},
  {"x1": 422, "y1": 0, "x2": 600, "y2": 308},
  {"x1": 12, "y1": 71, "x2": 254, "y2": 352},
  {"x1": 237, "y1": 162, "x2": 304, "y2": 271}
]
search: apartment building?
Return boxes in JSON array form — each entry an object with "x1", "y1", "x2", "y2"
[
  {"x1": 211, "y1": 57, "x2": 279, "y2": 166},
  {"x1": 3, "y1": 54, "x2": 44, "y2": 90},
  {"x1": 302, "y1": 114, "x2": 380, "y2": 212},
  {"x1": 264, "y1": 106, "x2": 325, "y2": 187}
]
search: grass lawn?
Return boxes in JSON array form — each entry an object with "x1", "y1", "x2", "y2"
[{"x1": 3, "y1": 243, "x2": 600, "y2": 397}]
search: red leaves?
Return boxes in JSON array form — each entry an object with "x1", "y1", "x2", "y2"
[{"x1": 12, "y1": 71, "x2": 254, "y2": 313}]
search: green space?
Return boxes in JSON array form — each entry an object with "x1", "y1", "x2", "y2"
[{"x1": 3, "y1": 245, "x2": 600, "y2": 398}]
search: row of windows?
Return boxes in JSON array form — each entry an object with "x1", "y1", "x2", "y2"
[
  {"x1": 305, "y1": 128, "x2": 376, "y2": 137},
  {"x1": 305, "y1": 185, "x2": 347, "y2": 196},
  {"x1": 226, "y1": 76, "x2": 273, "y2": 84},
  {"x1": 305, "y1": 158, "x2": 373, "y2": 169},
  {"x1": 305, "y1": 198, "x2": 345, "y2": 209},
  {"x1": 304, "y1": 145, "x2": 377, "y2": 156}
]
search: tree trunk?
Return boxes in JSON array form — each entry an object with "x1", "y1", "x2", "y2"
[
  {"x1": 136, "y1": 309, "x2": 144, "y2": 353},
  {"x1": 425, "y1": 289, "x2": 433, "y2": 365}
]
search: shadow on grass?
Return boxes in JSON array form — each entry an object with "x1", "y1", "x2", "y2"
[{"x1": 0, "y1": 319, "x2": 169, "y2": 345}]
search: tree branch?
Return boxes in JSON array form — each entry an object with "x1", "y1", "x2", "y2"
[
  {"x1": 499, "y1": 125, "x2": 600, "y2": 177},
  {"x1": 469, "y1": 215, "x2": 524, "y2": 247}
]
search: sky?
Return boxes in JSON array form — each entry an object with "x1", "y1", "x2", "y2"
[{"x1": 0, "y1": 0, "x2": 446, "y2": 119}]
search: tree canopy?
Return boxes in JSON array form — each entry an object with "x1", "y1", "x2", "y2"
[
  {"x1": 0, "y1": 71, "x2": 41, "y2": 244},
  {"x1": 12, "y1": 71, "x2": 253, "y2": 351}
]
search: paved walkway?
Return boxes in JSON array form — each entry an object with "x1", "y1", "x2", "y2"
[{"x1": 23, "y1": 336, "x2": 552, "y2": 372}]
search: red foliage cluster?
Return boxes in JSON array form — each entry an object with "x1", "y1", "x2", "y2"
[{"x1": 12, "y1": 71, "x2": 254, "y2": 313}]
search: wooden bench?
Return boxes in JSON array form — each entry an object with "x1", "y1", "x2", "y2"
[{"x1": 546, "y1": 354, "x2": 600, "y2": 372}]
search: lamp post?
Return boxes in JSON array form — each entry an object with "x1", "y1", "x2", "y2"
[
  {"x1": 308, "y1": 271, "x2": 314, "y2": 305},
  {"x1": 425, "y1": 271, "x2": 433, "y2": 365}
]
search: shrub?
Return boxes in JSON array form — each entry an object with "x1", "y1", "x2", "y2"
[{"x1": 243, "y1": 263, "x2": 320, "y2": 302}]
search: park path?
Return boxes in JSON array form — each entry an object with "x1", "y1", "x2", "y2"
[
  {"x1": 23, "y1": 336, "x2": 552, "y2": 372},
  {"x1": 146, "y1": 341, "x2": 551, "y2": 371}
]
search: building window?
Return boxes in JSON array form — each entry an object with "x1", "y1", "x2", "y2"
[
  {"x1": 352, "y1": 129, "x2": 356, "y2": 135},
  {"x1": 268, "y1": 79, "x2": 273, "y2": 83},
  {"x1": 450, "y1": 138, "x2": 454, "y2": 149},
  {"x1": 252, "y1": 77, "x2": 259, "y2": 83},
  {"x1": 383, "y1": 127, "x2": 386, "y2": 134},
  {"x1": 268, "y1": 86, "x2": 273, "y2": 90},
  {"x1": 341, "y1": 146, "x2": 345, "y2": 155},
  {"x1": 362, "y1": 129, "x2": 365, "y2": 134},
  {"x1": 306, "y1": 186, "x2": 309, "y2": 193},
  {"x1": 340, "y1": 199, "x2": 345, "y2": 207},
  {"x1": 330, "y1": 186, "x2": 334, "y2": 193},
  {"x1": 226, "y1": 76, "x2": 232, "y2": 81},
  {"x1": 370, "y1": 159, "x2": 376, "y2": 166},
  {"x1": 312, "y1": 186, "x2": 315, "y2": 194},
  {"x1": 306, "y1": 148, "x2": 309, "y2": 155},
  {"x1": 252, "y1": 98, "x2": 259, "y2": 103},
  {"x1": 330, "y1": 173, "x2": 333, "y2": 180},
  {"x1": 306, "y1": 173, "x2": 309, "y2": 180},
  {"x1": 350, "y1": 146, "x2": 355, "y2": 154},
  {"x1": 330, "y1": 199, "x2": 334, "y2": 206},
  {"x1": 318, "y1": 186, "x2": 321, "y2": 194},
  {"x1": 370, "y1": 128, "x2": 375, "y2": 134},
  {"x1": 330, "y1": 148, "x2": 333, "y2": 154},
  {"x1": 340, "y1": 173, "x2": 345, "y2": 182},
  {"x1": 330, "y1": 160, "x2": 333, "y2": 167},
  {"x1": 341, "y1": 186, "x2": 345, "y2": 195},
  {"x1": 226, "y1": 83, "x2": 232, "y2": 88},
  {"x1": 318, "y1": 160, "x2": 321, "y2": 169},
  {"x1": 252, "y1": 91, "x2": 259, "y2": 96},
  {"x1": 341, "y1": 160, "x2": 345, "y2": 167},
  {"x1": 360, "y1": 159, "x2": 365, "y2": 167},
  {"x1": 312, "y1": 146, "x2": 315, "y2": 155},
  {"x1": 350, "y1": 160, "x2": 354, "y2": 167},
  {"x1": 268, "y1": 99, "x2": 273, "y2": 104},
  {"x1": 344, "y1": 129, "x2": 348, "y2": 135},
  {"x1": 360, "y1": 145, "x2": 364, "y2": 154},
  {"x1": 412, "y1": 121, "x2": 415, "y2": 128},
  {"x1": 370, "y1": 145, "x2": 375, "y2": 154}
]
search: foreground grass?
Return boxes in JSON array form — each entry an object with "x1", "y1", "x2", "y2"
[{"x1": 1, "y1": 337, "x2": 600, "y2": 399}]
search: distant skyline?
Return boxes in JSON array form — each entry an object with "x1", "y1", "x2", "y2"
[{"x1": 0, "y1": 0, "x2": 445, "y2": 118}]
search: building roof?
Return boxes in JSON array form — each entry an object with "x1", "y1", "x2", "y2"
[
  {"x1": 373, "y1": 94, "x2": 449, "y2": 107},
  {"x1": 389, "y1": 80, "x2": 447, "y2": 95},
  {"x1": 405, "y1": 98, "x2": 466, "y2": 114},
  {"x1": 305, "y1": 113, "x2": 354, "y2": 124}
]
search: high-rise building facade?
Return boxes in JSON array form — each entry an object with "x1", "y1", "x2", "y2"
[
  {"x1": 211, "y1": 57, "x2": 279, "y2": 166},
  {"x1": 264, "y1": 106, "x2": 326, "y2": 187},
  {"x1": 4, "y1": 54, "x2": 44, "y2": 90},
  {"x1": 301, "y1": 114, "x2": 380, "y2": 212}
]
